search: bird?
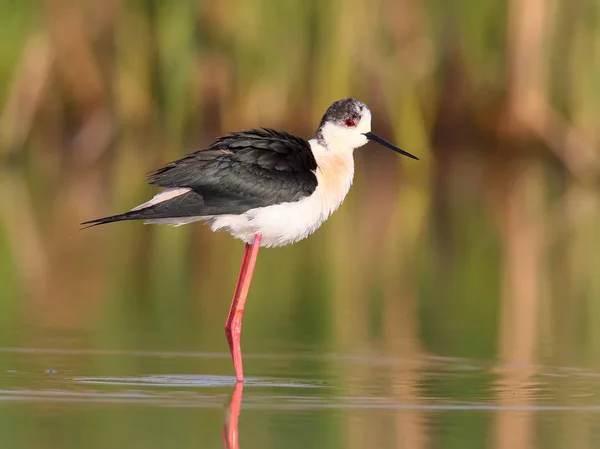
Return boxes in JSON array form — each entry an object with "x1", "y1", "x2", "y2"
[{"x1": 82, "y1": 98, "x2": 418, "y2": 382}]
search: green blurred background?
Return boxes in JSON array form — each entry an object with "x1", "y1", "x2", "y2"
[{"x1": 0, "y1": 0, "x2": 600, "y2": 447}]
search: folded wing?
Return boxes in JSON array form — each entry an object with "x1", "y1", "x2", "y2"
[
  {"x1": 81, "y1": 129, "x2": 318, "y2": 227},
  {"x1": 147, "y1": 128, "x2": 317, "y2": 210}
]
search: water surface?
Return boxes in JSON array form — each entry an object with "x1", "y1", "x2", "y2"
[{"x1": 0, "y1": 344, "x2": 599, "y2": 449}]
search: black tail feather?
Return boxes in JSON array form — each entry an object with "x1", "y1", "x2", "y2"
[
  {"x1": 80, "y1": 188, "x2": 259, "y2": 231},
  {"x1": 80, "y1": 190, "x2": 211, "y2": 230},
  {"x1": 80, "y1": 211, "x2": 145, "y2": 230}
]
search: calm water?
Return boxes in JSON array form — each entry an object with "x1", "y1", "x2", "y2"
[{"x1": 0, "y1": 339, "x2": 599, "y2": 449}]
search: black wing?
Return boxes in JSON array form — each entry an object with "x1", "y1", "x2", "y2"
[
  {"x1": 82, "y1": 128, "x2": 318, "y2": 227},
  {"x1": 148, "y1": 128, "x2": 317, "y2": 206}
]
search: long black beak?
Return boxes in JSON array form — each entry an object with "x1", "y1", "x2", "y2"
[{"x1": 364, "y1": 132, "x2": 418, "y2": 160}]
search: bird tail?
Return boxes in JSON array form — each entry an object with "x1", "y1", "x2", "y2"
[
  {"x1": 80, "y1": 189, "x2": 210, "y2": 230},
  {"x1": 80, "y1": 211, "x2": 146, "y2": 229}
]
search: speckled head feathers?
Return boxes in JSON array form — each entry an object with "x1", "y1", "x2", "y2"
[
  {"x1": 314, "y1": 98, "x2": 372, "y2": 151},
  {"x1": 318, "y1": 98, "x2": 368, "y2": 129}
]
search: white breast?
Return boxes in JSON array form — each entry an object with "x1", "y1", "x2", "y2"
[{"x1": 208, "y1": 140, "x2": 355, "y2": 247}]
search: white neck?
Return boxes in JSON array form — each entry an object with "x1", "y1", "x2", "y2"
[{"x1": 308, "y1": 138, "x2": 355, "y2": 220}]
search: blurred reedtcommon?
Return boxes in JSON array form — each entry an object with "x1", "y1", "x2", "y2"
[{"x1": 82, "y1": 98, "x2": 418, "y2": 382}]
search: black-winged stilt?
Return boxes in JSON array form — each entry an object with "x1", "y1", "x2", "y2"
[{"x1": 82, "y1": 98, "x2": 418, "y2": 381}]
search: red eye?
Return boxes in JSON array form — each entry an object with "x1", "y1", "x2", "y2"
[{"x1": 345, "y1": 119, "x2": 355, "y2": 127}]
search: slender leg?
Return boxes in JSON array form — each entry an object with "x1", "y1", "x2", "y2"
[
  {"x1": 225, "y1": 243, "x2": 252, "y2": 352},
  {"x1": 225, "y1": 234, "x2": 262, "y2": 381}
]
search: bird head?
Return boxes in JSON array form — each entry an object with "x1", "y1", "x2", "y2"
[{"x1": 315, "y1": 98, "x2": 418, "y2": 160}]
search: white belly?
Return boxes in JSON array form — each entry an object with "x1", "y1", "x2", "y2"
[
  {"x1": 208, "y1": 191, "x2": 337, "y2": 247},
  {"x1": 209, "y1": 144, "x2": 355, "y2": 247}
]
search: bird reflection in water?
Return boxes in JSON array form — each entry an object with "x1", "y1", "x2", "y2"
[{"x1": 222, "y1": 381, "x2": 244, "y2": 449}]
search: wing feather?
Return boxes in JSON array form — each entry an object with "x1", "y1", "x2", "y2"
[{"x1": 146, "y1": 128, "x2": 317, "y2": 211}]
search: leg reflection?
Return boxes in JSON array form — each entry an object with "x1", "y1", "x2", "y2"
[{"x1": 222, "y1": 381, "x2": 244, "y2": 449}]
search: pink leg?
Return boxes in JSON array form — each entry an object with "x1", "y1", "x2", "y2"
[
  {"x1": 225, "y1": 244, "x2": 252, "y2": 353},
  {"x1": 225, "y1": 234, "x2": 262, "y2": 381}
]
